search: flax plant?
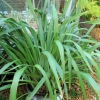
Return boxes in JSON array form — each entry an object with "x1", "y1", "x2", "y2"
[{"x1": 0, "y1": 0, "x2": 100, "y2": 100}]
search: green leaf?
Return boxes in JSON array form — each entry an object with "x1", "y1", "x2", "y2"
[
  {"x1": 0, "y1": 60, "x2": 17, "y2": 74},
  {"x1": 62, "y1": 11, "x2": 88, "y2": 26},
  {"x1": 43, "y1": 51, "x2": 63, "y2": 94},
  {"x1": 51, "y1": 4, "x2": 58, "y2": 39},
  {"x1": 65, "y1": 40, "x2": 93, "y2": 72},
  {"x1": 26, "y1": 0, "x2": 36, "y2": 21},
  {"x1": 86, "y1": 24, "x2": 96, "y2": 35},
  {"x1": 0, "y1": 18, "x2": 8, "y2": 25},
  {"x1": 84, "y1": 51, "x2": 100, "y2": 78},
  {"x1": 72, "y1": 58, "x2": 87, "y2": 100},
  {"x1": 26, "y1": 77, "x2": 46, "y2": 100},
  {"x1": 9, "y1": 67, "x2": 27, "y2": 100},
  {"x1": 62, "y1": 0, "x2": 71, "y2": 18},
  {"x1": 35, "y1": 64, "x2": 53, "y2": 99},
  {"x1": 55, "y1": 40, "x2": 65, "y2": 79},
  {"x1": 82, "y1": 19, "x2": 100, "y2": 24},
  {"x1": 80, "y1": 72, "x2": 100, "y2": 96},
  {"x1": 64, "y1": 45, "x2": 72, "y2": 89},
  {"x1": 0, "y1": 84, "x2": 11, "y2": 91}
]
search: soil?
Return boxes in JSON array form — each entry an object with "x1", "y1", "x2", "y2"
[
  {"x1": 0, "y1": 85, "x2": 26, "y2": 100},
  {"x1": 0, "y1": 74, "x2": 100, "y2": 100}
]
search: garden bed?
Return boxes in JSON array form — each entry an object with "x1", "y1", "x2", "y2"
[
  {"x1": 0, "y1": 85, "x2": 26, "y2": 100},
  {"x1": 0, "y1": 72, "x2": 100, "y2": 100}
]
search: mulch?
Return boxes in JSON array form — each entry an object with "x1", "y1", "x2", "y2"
[
  {"x1": 0, "y1": 77, "x2": 100, "y2": 100},
  {"x1": 0, "y1": 85, "x2": 26, "y2": 100}
]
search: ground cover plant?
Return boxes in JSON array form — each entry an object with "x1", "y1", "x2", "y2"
[
  {"x1": 0, "y1": 0, "x2": 100, "y2": 100},
  {"x1": 84, "y1": 0, "x2": 100, "y2": 20}
]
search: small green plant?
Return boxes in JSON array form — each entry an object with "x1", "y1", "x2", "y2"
[
  {"x1": 70, "y1": 90, "x2": 80, "y2": 98},
  {"x1": 0, "y1": 95, "x2": 6, "y2": 100},
  {"x1": 84, "y1": 0, "x2": 100, "y2": 20}
]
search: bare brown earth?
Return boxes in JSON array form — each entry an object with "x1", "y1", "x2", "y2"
[
  {"x1": 0, "y1": 85, "x2": 26, "y2": 100},
  {"x1": 90, "y1": 27, "x2": 100, "y2": 42}
]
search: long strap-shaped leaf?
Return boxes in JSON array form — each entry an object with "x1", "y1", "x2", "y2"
[
  {"x1": 80, "y1": 72, "x2": 100, "y2": 96},
  {"x1": 9, "y1": 66, "x2": 27, "y2": 100},
  {"x1": 26, "y1": 77, "x2": 46, "y2": 100},
  {"x1": 26, "y1": 64, "x2": 53, "y2": 100},
  {"x1": 71, "y1": 58, "x2": 87, "y2": 100},
  {"x1": 0, "y1": 60, "x2": 17, "y2": 74},
  {"x1": 64, "y1": 45, "x2": 72, "y2": 89},
  {"x1": 65, "y1": 40, "x2": 93, "y2": 72},
  {"x1": 43, "y1": 51, "x2": 63, "y2": 94},
  {"x1": 51, "y1": 4, "x2": 58, "y2": 39},
  {"x1": 55, "y1": 40, "x2": 65, "y2": 80},
  {"x1": 26, "y1": 0, "x2": 37, "y2": 21}
]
